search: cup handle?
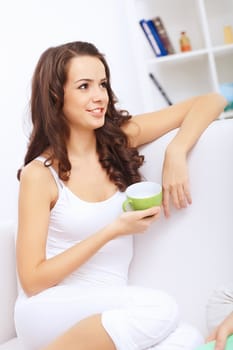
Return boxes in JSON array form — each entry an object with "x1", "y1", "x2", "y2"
[{"x1": 122, "y1": 198, "x2": 133, "y2": 212}]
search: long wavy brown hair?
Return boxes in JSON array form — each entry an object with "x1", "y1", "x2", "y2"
[{"x1": 18, "y1": 41, "x2": 144, "y2": 190}]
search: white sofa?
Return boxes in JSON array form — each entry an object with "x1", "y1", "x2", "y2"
[{"x1": 0, "y1": 118, "x2": 233, "y2": 349}]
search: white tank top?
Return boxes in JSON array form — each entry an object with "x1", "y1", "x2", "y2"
[{"x1": 37, "y1": 157, "x2": 133, "y2": 288}]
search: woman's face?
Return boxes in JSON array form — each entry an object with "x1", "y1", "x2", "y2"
[{"x1": 63, "y1": 55, "x2": 109, "y2": 131}]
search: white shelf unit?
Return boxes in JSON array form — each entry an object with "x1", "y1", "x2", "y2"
[{"x1": 125, "y1": 0, "x2": 233, "y2": 117}]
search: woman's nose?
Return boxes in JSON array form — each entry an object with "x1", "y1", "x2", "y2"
[{"x1": 91, "y1": 86, "x2": 105, "y2": 101}]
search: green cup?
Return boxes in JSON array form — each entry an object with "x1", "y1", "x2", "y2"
[
  {"x1": 195, "y1": 335, "x2": 233, "y2": 350},
  {"x1": 122, "y1": 181, "x2": 162, "y2": 211}
]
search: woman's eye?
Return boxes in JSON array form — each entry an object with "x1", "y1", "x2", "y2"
[
  {"x1": 78, "y1": 83, "x2": 88, "y2": 90},
  {"x1": 100, "y1": 81, "x2": 107, "y2": 89}
]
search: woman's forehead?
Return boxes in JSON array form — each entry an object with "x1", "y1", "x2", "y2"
[{"x1": 66, "y1": 56, "x2": 106, "y2": 82}]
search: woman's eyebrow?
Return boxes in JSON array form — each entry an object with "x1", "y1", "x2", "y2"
[
  {"x1": 74, "y1": 77, "x2": 107, "y2": 84},
  {"x1": 74, "y1": 78, "x2": 92, "y2": 84}
]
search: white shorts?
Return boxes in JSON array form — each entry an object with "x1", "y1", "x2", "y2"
[{"x1": 15, "y1": 285, "x2": 203, "y2": 350}]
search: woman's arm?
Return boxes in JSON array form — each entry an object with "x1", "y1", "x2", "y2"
[
  {"x1": 17, "y1": 162, "x2": 160, "y2": 296},
  {"x1": 123, "y1": 93, "x2": 227, "y2": 217},
  {"x1": 123, "y1": 93, "x2": 226, "y2": 147},
  {"x1": 206, "y1": 312, "x2": 233, "y2": 350}
]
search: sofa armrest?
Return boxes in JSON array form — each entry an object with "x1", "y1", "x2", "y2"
[
  {"x1": 129, "y1": 119, "x2": 233, "y2": 335},
  {"x1": 0, "y1": 222, "x2": 17, "y2": 343}
]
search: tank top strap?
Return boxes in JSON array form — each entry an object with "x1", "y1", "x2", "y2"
[{"x1": 35, "y1": 156, "x2": 63, "y2": 191}]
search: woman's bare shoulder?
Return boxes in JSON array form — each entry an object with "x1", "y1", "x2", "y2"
[
  {"x1": 19, "y1": 158, "x2": 58, "y2": 206},
  {"x1": 20, "y1": 158, "x2": 56, "y2": 194}
]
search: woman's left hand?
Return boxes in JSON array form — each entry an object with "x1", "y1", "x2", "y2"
[{"x1": 162, "y1": 145, "x2": 192, "y2": 218}]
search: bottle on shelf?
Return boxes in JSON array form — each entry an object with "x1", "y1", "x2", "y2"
[
  {"x1": 179, "y1": 31, "x2": 192, "y2": 52},
  {"x1": 223, "y1": 25, "x2": 233, "y2": 44}
]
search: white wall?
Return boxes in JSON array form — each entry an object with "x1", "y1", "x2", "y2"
[{"x1": 0, "y1": 0, "x2": 143, "y2": 222}]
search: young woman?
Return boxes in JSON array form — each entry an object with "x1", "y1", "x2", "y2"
[{"x1": 15, "y1": 41, "x2": 227, "y2": 350}]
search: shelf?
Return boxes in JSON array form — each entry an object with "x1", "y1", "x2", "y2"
[
  {"x1": 147, "y1": 55, "x2": 213, "y2": 106},
  {"x1": 134, "y1": 0, "x2": 206, "y2": 52},
  {"x1": 147, "y1": 48, "x2": 209, "y2": 65},
  {"x1": 146, "y1": 45, "x2": 233, "y2": 66},
  {"x1": 212, "y1": 43, "x2": 233, "y2": 55},
  {"x1": 129, "y1": 0, "x2": 233, "y2": 111}
]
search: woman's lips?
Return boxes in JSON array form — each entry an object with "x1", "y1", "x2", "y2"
[{"x1": 87, "y1": 107, "x2": 105, "y2": 117}]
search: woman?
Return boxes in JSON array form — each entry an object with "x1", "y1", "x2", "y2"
[{"x1": 15, "y1": 41, "x2": 226, "y2": 350}]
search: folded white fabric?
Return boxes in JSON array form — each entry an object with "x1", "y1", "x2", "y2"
[{"x1": 206, "y1": 284, "x2": 233, "y2": 332}]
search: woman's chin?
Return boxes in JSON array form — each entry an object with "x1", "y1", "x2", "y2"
[{"x1": 93, "y1": 117, "x2": 105, "y2": 129}]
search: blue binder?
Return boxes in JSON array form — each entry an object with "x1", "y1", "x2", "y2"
[
  {"x1": 139, "y1": 19, "x2": 166, "y2": 57},
  {"x1": 146, "y1": 19, "x2": 168, "y2": 56}
]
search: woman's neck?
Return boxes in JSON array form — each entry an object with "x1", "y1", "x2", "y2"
[{"x1": 67, "y1": 129, "x2": 97, "y2": 160}]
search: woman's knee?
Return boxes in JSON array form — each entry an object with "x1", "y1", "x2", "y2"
[
  {"x1": 101, "y1": 289, "x2": 180, "y2": 350},
  {"x1": 130, "y1": 287, "x2": 180, "y2": 333}
]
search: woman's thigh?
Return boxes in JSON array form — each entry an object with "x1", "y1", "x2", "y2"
[{"x1": 42, "y1": 314, "x2": 116, "y2": 350}]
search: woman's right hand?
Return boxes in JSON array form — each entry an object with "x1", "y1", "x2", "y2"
[{"x1": 111, "y1": 206, "x2": 161, "y2": 237}]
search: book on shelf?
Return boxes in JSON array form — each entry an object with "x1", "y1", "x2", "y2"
[
  {"x1": 151, "y1": 16, "x2": 175, "y2": 55},
  {"x1": 139, "y1": 17, "x2": 175, "y2": 57},
  {"x1": 139, "y1": 19, "x2": 168, "y2": 57}
]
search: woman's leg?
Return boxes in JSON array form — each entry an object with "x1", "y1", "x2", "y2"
[
  {"x1": 15, "y1": 285, "x2": 180, "y2": 350},
  {"x1": 39, "y1": 286, "x2": 179, "y2": 350},
  {"x1": 41, "y1": 318, "x2": 203, "y2": 350},
  {"x1": 41, "y1": 287, "x2": 179, "y2": 350},
  {"x1": 41, "y1": 314, "x2": 116, "y2": 350},
  {"x1": 101, "y1": 287, "x2": 179, "y2": 350}
]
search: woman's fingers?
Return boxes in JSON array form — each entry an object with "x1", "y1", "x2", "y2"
[
  {"x1": 141, "y1": 206, "x2": 161, "y2": 216},
  {"x1": 163, "y1": 182, "x2": 192, "y2": 218},
  {"x1": 162, "y1": 186, "x2": 170, "y2": 218},
  {"x1": 183, "y1": 182, "x2": 192, "y2": 205}
]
